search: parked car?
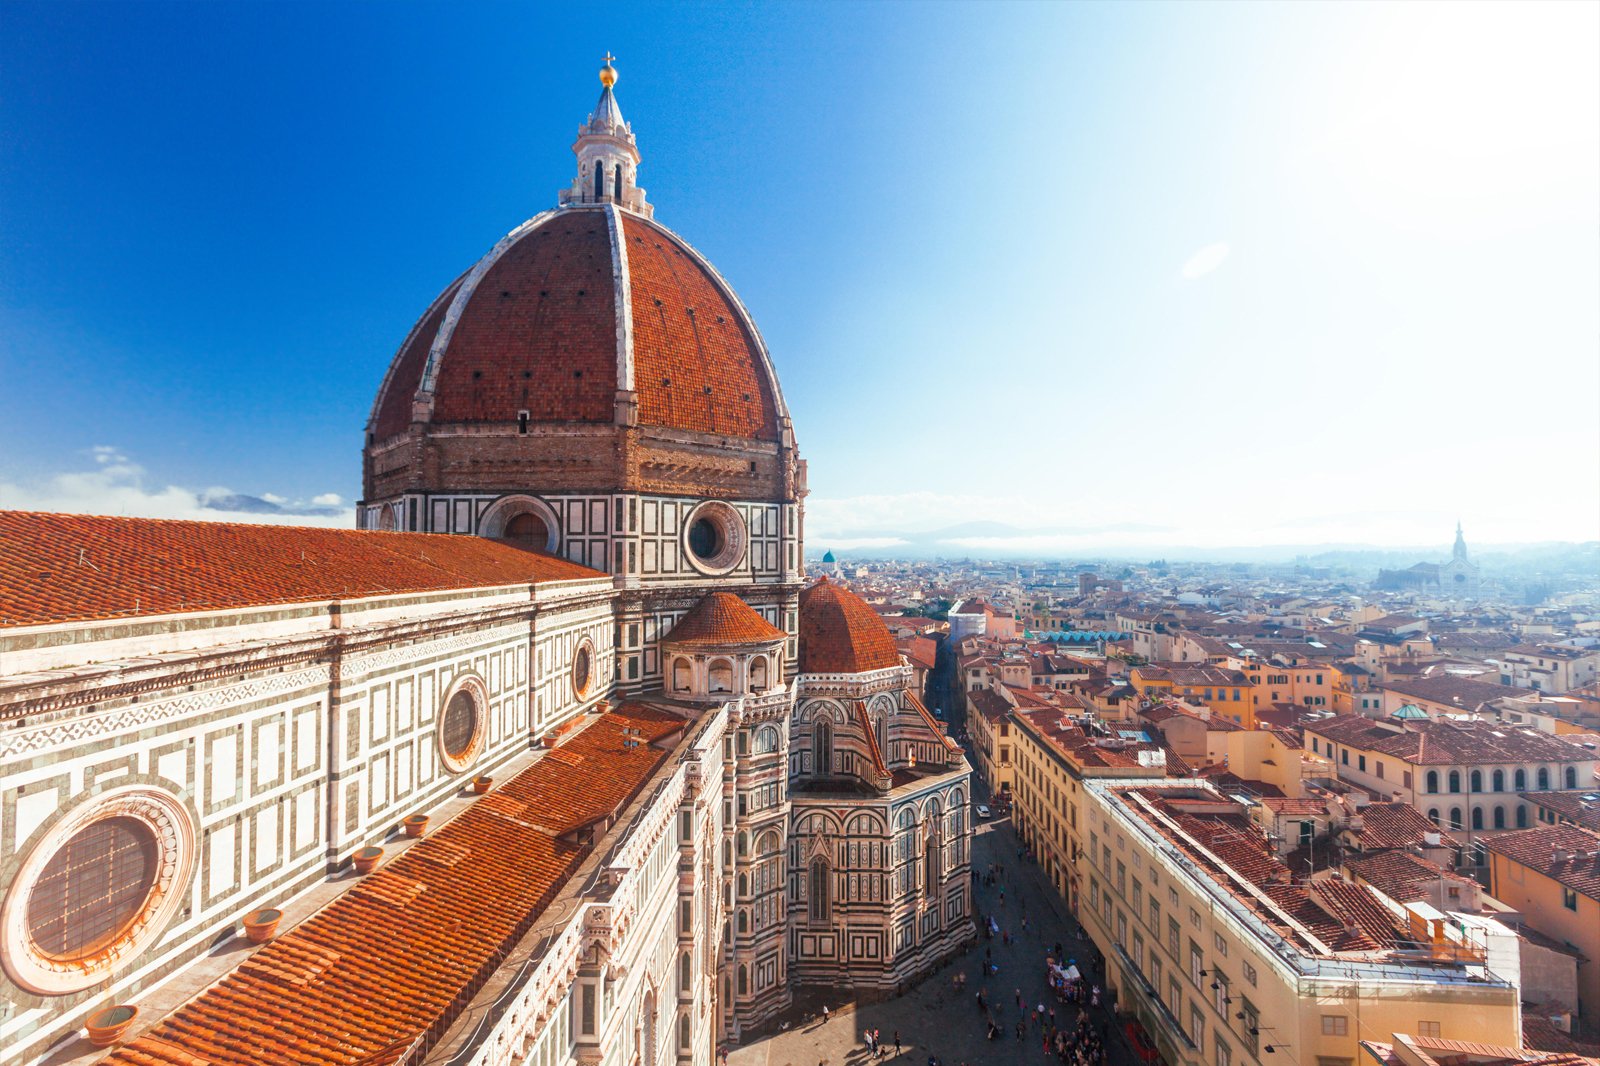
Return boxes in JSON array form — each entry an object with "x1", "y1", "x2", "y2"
[{"x1": 975, "y1": 804, "x2": 991, "y2": 819}]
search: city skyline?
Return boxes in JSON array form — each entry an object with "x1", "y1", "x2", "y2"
[{"x1": 2, "y1": 1, "x2": 1597, "y2": 553}]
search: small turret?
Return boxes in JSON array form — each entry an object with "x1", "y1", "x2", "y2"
[{"x1": 558, "y1": 54, "x2": 652, "y2": 216}]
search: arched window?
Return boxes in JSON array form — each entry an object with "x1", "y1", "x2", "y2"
[
  {"x1": 809, "y1": 858, "x2": 831, "y2": 923},
  {"x1": 672, "y1": 658, "x2": 691, "y2": 692},
  {"x1": 1492, "y1": 769, "x2": 1504, "y2": 793},
  {"x1": 594, "y1": 160, "x2": 605, "y2": 200},
  {"x1": 1471, "y1": 807, "x2": 1483, "y2": 830},
  {"x1": 614, "y1": 163, "x2": 623, "y2": 200},
  {"x1": 737, "y1": 832, "x2": 748, "y2": 857},
  {"x1": 737, "y1": 873, "x2": 747, "y2": 897},
  {"x1": 641, "y1": 989, "x2": 656, "y2": 1066},
  {"x1": 1428, "y1": 808, "x2": 1440, "y2": 826},
  {"x1": 1537, "y1": 767, "x2": 1550, "y2": 790},
  {"x1": 504, "y1": 511, "x2": 549, "y2": 550},
  {"x1": 1493, "y1": 806, "x2": 1505, "y2": 829},
  {"x1": 1426, "y1": 771, "x2": 1439, "y2": 794},
  {"x1": 754, "y1": 726, "x2": 779, "y2": 754},
  {"x1": 1515, "y1": 769, "x2": 1527, "y2": 791},
  {"x1": 1470, "y1": 770, "x2": 1482, "y2": 793},
  {"x1": 721, "y1": 839, "x2": 731, "y2": 870},
  {"x1": 737, "y1": 964, "x2": 748, "y2": 995},
  {"x1": 1448, "y1": 771, "x2": 1461, "y2": 794},
  {"x1": 1449, "y1": 807, "x2": 1463, "y2": 830},
  {"x1": 737, "y1": 909, "x2": 748, "y2": 933},
  {"x1": 679, "y1": 952, "x2": 691, "y2": 993},
  {"x1": 709, "y1": 659, "x2": 732, "y2": 693},
  {"x1": 1516, "y1": 805, "x2": 1529, "y2": 828},
  {"x1": 750, "y1": 657, "x2": 769, "y2": 692},
  {"x1": 679, "y1": 1013, "x2": 690, "y2": 1050},
  {"x1": 924, "y1": 835, "x2": 941, "y2": 897},
  {"x1": 1565, "y1": 767, "x2": 1578, "y2": 789},
  {"x1": 813, "y1": 719, "x2": 832, "y2": 777}
]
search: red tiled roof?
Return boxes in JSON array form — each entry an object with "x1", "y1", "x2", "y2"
[
  {"x1": 1357, "y1": 802, "x2": 1459, "y2": 850},
  {"x1": 798, "y1": 577, "x2": 901, "y2": 675},
  {"x1": 103, "y1": 703, "x2": 685, "y2": 1066},
  {"x1": 369, "y1": 207, "x2": 780, "y2": 445},
  {"x1": 0, "y1": 512, "x2": 604, "y2": 628},
  {"x1": 434, "y1": 214, "x2": 618, "y2": 427},
  {"x1": 1485, "y1": 824, "x2": 1600, "y2": 901},
  {"x1": 621, "y1": 214, "x2": 779, "y2": 441},
  {"x1": 662, "y1": 591, "x2": 786, "y2": 647}
]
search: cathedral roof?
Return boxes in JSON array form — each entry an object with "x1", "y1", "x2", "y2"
[
  {"x1": 798, "y1": 576, "x2": 902, "y2": 675},
  {"x1": 663, "y1": 591, "x2": 787, "y2": 647},
  {"x1": 99, "y1": 703, "x2": 685, "y2": 1066},
  {"x1": 0, "y1": 511, "x2": 603, "y2": 627},
  {"x1": 368, "y1": 210, "x2": 784, "y2": 444}
]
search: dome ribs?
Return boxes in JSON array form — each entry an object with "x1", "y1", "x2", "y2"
[
  {"x1": 433, "y1": 214, "x2": 617, "y2": 425},
  {"x1": 620, "y1": 215, "x2": 779, "y2": 441}
]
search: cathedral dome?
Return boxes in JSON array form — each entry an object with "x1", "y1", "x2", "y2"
[
  {"x1": 798, "y1": 577, "x2": 902, "y2": 675},
  {"x1": 367, "y1": 208, "x2": 785, "y2": 445}
]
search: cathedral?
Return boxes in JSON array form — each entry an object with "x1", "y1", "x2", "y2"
[{"x1": 0, "y1": 59, "x2": 973, "y2": 1066}]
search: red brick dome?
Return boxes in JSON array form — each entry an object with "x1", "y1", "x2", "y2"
[
  {"x1": 368, "y1": 207, "x2": 786, "y2": 445},
  {"x1": 798, "y1": 577, "x2": 902, "y2": 675}
]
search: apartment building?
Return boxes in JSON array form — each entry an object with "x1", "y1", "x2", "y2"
[{"x1": 1081, "y1": 780, "x2": 1524, "y2": 1066}]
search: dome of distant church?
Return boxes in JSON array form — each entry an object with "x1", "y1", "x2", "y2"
[
  {"x1": 798, "y1": 577, "x2": 902, "y2": 674},
  {"x1": 367, "y1": 58, "x2": 787, "y2": 450}
]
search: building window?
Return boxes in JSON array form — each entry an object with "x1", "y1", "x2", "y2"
[
  {"x1": 1566, "y1": 767, "x2": 1578, "y2": 789},
  {"x1": 1538, "y1": 768, "x2": 1551, "y2": 790},
  {"x1": 1564, "y1": 887, "x2": 1579, "y2": 911},
  {"x1": 1515, "y1": 769, "x2": 1527, "y2": 791},
  {"x1": 1493, "y1": 806, "x2": 1505, "y2": 829},
  {"x1": 1517, "y1": 805, "x2": 1529, "y2": 828},
  {"x1": 1322, "y1": 1015, "x2": 1348, "y2": 1036},
  {"x1": 1470, "y1": 770, "x2": 1482, "y2": 793},
  {"x1": 581, "y1": 983, "x2": 596, "y2": 1034},
  {"x1": 1449, "y1": 807, "x2": 1463, "y2": 830},
  {"x1": 1417, "y1": 1022, "x2": 1441, "y2": 1039},
  {"x1": 1426, "y1": 771, "x2": 1439, "y2": 794},
  {"x1": 1358, "y1": 755, "x2": 1366, "y2": 773},
  {"x1": 572, "y1": 640, "x2": 594, "y2": 698},
  {"x1": 809, "y1": 859, "x2": 831, "y2": 923},
  {"x1": 1448, "y1": 771, "x2": 1461, "y2": 794},
  {"x1": 438, "y1": 684, "x2": 485, "y2": 773},
  {"x1": 1492, "y1": 769, "x2": 1504, "y2": 792},
  {"x1": 1472, "y1": 808, "x2": 1483, "y2": 830}
]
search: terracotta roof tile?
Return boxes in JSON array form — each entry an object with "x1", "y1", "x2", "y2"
[
  {"x1": 798, "y1": 578, "x2": 901, "y2": 675},
  {"x1": 621, "y1": 214, "x2": 779, "y2": 440},
  {"x1": 1485, "y1": 824, "x2": 1600, "y2": 901},
  {"x1": 102, "y1": 703, "x2": 685, "y2": 1066},
  {"x1": 1357, "y1": 802, "x2": 1459, "y2": 850},
  {"x1": 0, "y1": 511, "x2": 604, "y2": 628},
  {"x1": 662, "y1": 591, "x2": 786, "y2": 647}
]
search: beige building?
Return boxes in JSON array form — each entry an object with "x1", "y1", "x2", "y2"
[
  {"x1": 1081, "y1": 780, "x2": 1525, "y2": 1066},
  {"x1": 1486, "y1": 825, "x2": 1600, "y2": 1029}
]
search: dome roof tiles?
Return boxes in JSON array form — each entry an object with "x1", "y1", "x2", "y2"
[
  {"x1": 369, "y1": 206, "x2": 783, "y2": 445},
  {"x1": 664, "y1": 591, "x2": 786, "y2": 647},
  {"x1": 798, "y1": 577, "x2": 902, "y2": 675}
]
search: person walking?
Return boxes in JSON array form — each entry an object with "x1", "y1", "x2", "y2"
[{"x1": 895, "y1": 1031, "x2": 902, "y2": 1056}]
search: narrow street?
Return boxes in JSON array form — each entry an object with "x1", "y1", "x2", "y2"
[{"x1": 728, "y1": 816, "x2": 1137, "y2": 1066}]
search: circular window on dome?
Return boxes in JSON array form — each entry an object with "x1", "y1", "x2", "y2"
[
  {"x1": 437, "y1": 676, "x2": 487, "y2": 774},
  {"x1": 681, "y1": 501, "x2": 747, "y2": 576},
  {"x1": 572, "y1": 640, "x2": 595, "y2": 699},
  {"x1": 2, "y1": 787, "x2": 194, "y2": 996}
]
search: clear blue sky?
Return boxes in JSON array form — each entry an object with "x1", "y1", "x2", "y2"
[{"x1": 2, "y1": 1, "x2": 1596, "y2": 553}]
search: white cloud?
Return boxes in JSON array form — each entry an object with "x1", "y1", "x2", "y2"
[
  {"x1": 1180, "y1": 241, "x2": 1231, "y2": 280},
  {"x1": 0, "y1": 450, "x2": 357, "y2": 528},
  {"x1": 312, "y1": 492, "x2": 343, "y2": 507}
]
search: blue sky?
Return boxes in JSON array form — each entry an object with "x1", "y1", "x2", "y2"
[{"x1": 2, "y1": 1, "x2": 1596, "y2": 554}]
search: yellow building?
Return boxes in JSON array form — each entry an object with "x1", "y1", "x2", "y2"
[
  {"x1": 1485, "y1": 824, "x2": 1600, "y2": 1026},
  {"x1": 1008, "y1": 707, "x2": 1166, "y2": 909},
  {"x1": 1081, "y1": 779, "x2": 1523, "y2": 1066},
  {"x1": 1131, "y1": 663, "x2": 1258, "y2": 727}
]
